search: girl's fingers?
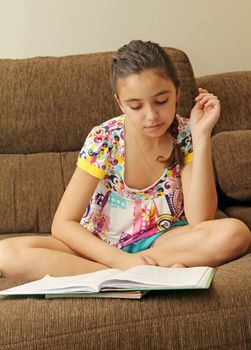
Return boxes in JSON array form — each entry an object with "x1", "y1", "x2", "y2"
[
  {"x1": 198, "y1": 87, "x2": 208, "y2": 93},
  {"x1": 196, "y1": 88, "x2": 218, "y2": 101},
  {"x1": 142, "y1": 254, "x2": 158, "y2": 266},
  {"x1": 197, "y1": 95, "x2": 219, "y2": 106},
  {"x1": 195, "y1": 92, "x2": 215, "y2": 102},
  {"x1": 205, "y1": 99, "x2": 220, "y2": 108}
]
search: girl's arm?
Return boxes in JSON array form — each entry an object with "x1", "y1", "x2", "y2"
[
  {"x1": 181, "y1": 88, "x2": 220, "y2": 226},
  {"x1": 51, "y1": 167, "x2": 157, "y2": 269},
  {"x1": 51, "y1": 168, "x2": 129, "y2": 267}
]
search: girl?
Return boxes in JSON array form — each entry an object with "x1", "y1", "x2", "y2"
[{"x1": 0, "y1": 40, "x2": 250, "y2": 280}]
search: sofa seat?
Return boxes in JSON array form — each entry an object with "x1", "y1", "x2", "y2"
[{"x1": 0, "y1": 252, "x2": 251, "y2": 349}]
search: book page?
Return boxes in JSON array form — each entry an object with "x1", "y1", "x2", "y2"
[
  {"x1": 41, "y1": 269, "x2": 121, "y2": 293},
  {"x1": 101, "y1": 265, "x2": 212, "y2": 290},
  {"x1": 0, "y1": 265, "x2": 214, "y2": 296},
  {"x1": 0, "y1": 268, "x2": 120, "y2": 295}
]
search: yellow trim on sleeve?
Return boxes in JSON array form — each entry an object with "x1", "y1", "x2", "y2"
[
  {"x1": 77, "y1": 157, "x2": 106, "y2": 179},
  {"x1": 184, "y1": 152, "x2": 193, "y2": 165}
]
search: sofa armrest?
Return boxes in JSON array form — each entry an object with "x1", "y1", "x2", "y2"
[{"x1": 196, "y1": 71, "x2": 251, "y2": 134}]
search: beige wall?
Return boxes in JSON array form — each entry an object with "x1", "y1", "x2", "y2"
[{"x1": 0, "y1": 0, "x2": 250, "y2": 76}]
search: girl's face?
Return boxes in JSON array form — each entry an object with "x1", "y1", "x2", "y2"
[{"x1": 115, "y1": 69, "x2": 180, "y2": 138}]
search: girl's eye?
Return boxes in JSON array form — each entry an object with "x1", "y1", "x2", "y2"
[
  {"x1": 156, "y1": 99, "x2": 168, "y2": 105},
  {"x1": 129, "y1": 99, "x2": 168, "y2": 110},
  {"x1": 130, "y1": 105, "x2": 142, "y2": 110}
]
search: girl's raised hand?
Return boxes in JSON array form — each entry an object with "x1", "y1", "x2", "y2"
[{"x1": 190, "y1": 88, "x2": 221, "y2": 140}]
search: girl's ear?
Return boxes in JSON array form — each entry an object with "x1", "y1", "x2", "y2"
[{"x1": 114, "y1": 94, "x2": 125, "y2": 113}]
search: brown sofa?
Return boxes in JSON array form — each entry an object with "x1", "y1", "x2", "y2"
[{"x1": 0, "y1": 48, "x2": 250, "y2": 350}]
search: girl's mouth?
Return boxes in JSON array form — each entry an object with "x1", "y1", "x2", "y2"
[{"x1": 145, "y1": 123, "x2": 164, "y2": 130}]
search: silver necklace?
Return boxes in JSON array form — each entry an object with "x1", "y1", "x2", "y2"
[
  {"x1": 133, "y1": 134, "x2": 160, "y2": 175},
  {"x1": 133, "y1": 132, "x2": 177, "y2": 174}
]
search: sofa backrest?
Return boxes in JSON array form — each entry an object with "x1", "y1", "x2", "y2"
[
  {"x1": 0, "y1": 48, "x2": 197, "y2": 234},
  {"x1": 197, "y1": 72, "x2": 251, "y2": 135}
]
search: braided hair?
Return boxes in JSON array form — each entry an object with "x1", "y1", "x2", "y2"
[{"x1": 111, "y1": 40, "x2": 184, "y2": 168}]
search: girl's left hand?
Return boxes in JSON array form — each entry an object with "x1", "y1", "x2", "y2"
[{"x1": 190, "y1": 88, "x2": 221, "y2": 139}]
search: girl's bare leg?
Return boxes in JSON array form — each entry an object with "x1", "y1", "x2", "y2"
[
  {"x1": 1, "y1": 218, "x2": 250, "y2": 280},
  {"x1": 146, "y1": 218, "x2": 251, "y2": 267},
  {"x1": 0, "y1": 236, "x2": 109, "y2": 281}
]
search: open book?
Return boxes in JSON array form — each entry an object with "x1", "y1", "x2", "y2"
[{"x1": 0, "y1": 265, "x2": 215, "y2": 299}]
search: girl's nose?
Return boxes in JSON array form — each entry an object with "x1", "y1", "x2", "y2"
[{"x1": 146, "y1": 106, "x2": 159, "y2": 122}]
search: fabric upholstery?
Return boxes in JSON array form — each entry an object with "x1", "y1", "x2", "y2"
[
  {"x1": 0, "y1": 48, "x2": 250, "y2": 350},
  {"x1": 197, "y1": 72, "x2": 251, "y2": 228},
  {"x1": 0, "y1": 153, "x2": 64, "y2": 234},
  {"x1": 0, "y1": 48, "x2": 197, "y2": 234},
  {"x1": 196, "y1": 71, "x2": 251, "y2": 135},
  {"x1": 0, "y1": 254, "x2": 250, "y2": 349},
  {"x1": 0, "y1": 49, "x2": 196, "y2": 155},
  {"x1": 212, "y1": 130, "x2": 251, "y2": 201}
]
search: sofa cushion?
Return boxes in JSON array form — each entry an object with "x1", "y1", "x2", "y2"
[
  {"x1": 196, "y1": 71, "x2": 251, "y2": 135},
  {"x1": 0, "y1": 49, "x2": 196, "y2": 155},
  {"x1": 212, "y1": 130, "x2": 251, "y2": 201},
  {"x1": 215, "y1": 208, "x2": 227, "y2": 219},
  {"x1": 0, "y1": 153, "x2": 64, "y2": 234}
]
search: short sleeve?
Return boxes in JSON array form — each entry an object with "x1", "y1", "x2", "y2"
[
  {"x1": 177, "y1": 116, "x2": 193, "y2": 165},
  {"x1": 77, "y1": 125, "x2": 111, "y2": 179}
]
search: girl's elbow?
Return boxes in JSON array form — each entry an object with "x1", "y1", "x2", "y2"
[
  {"x1": 51, "y1": 217, "x2": 80, "y2": 239},
  {"x1": 51, "y1": 219, "x2": 62, "y2": 238}
]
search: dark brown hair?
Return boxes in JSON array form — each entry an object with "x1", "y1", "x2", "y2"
[{"x1": 111, "y1": 40, "x2": 184, "y2": 168}]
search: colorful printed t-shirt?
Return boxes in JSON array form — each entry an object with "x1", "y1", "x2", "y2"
[{"x1": 77, "y1": 114, "x2": 193, "y2": 249}]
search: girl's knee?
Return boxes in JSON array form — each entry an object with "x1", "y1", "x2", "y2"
[
  {"x1": 0, "y1": 239, "x2": 15, "y2": 270},
  {"x1": 219, "y1": 218, "x2": 251, "y2": 261},
  {"x1": 0, "y1": 238, "x2": 28, "y2": 276},
  {"x1": 0, "y1": 237, "x2": 19, "y2": 255}
]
